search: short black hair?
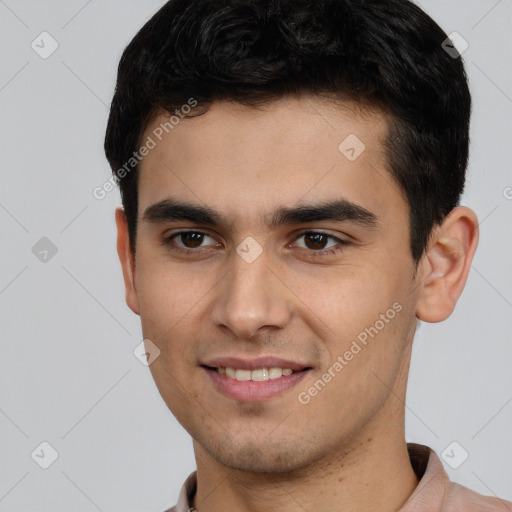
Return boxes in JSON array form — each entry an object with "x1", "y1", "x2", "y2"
[{"x1": 104, "y1": 0, "x2": 471, "y2": 263}]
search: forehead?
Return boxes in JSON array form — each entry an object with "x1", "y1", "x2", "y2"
[{"x1": 137, "y1": 96, "x2": 406, "y2": 228}]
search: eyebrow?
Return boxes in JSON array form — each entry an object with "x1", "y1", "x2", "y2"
[{"x1": 141, "y1": 198, "x2": 379, "y2": 229}]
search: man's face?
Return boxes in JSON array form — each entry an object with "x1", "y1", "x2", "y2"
[{"x1": 125, "y1": 97, "x2": 421, "y2": 473}]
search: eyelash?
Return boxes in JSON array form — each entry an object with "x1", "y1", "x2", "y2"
[{"x1": 162, "y1": 230, "x2": 348, "y2": 258}]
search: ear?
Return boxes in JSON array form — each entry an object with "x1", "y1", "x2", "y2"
[
  {"x1": 415, "y1": 206, "x2": 479, "y2": 323},
  {"x1": 115, "y1": 207, "x2": 140, "y2": 315}
]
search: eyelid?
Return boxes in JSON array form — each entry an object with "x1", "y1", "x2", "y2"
[{"x1": 293, "y1": 229, "x2": 346, "y2": 240}]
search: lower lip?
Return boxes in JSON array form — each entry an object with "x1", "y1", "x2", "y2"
[{"x1": 203, "y1": 367, "x2": 310, "y2": 401}]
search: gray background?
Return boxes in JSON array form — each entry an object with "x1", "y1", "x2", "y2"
[{"x1": 0, "y1": 0, "x2": 511, "y2": 510}]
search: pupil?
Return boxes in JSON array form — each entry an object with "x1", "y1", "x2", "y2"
[
  {"x1": 306, "y1": 233, "x2": 327, "y2": 250},
  {"x1": 182, "y1": 232, "x2": 204, "y2": 248}
]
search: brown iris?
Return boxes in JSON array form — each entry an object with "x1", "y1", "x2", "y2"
[
  {"x1": 303, "y1": 233, "x2": 329, "y2": 250},
  {"x1": 179, "y1": 232, "x2": 204, "y2": 248}
]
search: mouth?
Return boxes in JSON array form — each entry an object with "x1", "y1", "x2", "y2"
[
  {"x1": 201, "y1": 359, "x2": 312, "y2": 401},
  {"x1": 202, "y1": 365, "x2": 306, "y2": 381}
]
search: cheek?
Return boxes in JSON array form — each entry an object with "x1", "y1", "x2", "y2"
[
  {"x1": 291, "y1": 264, "x2": 394, "y2": 335},
  {"x1": 297, "y1": 301, "x2": 412, "y2": 439},
  {"x1": 137, "y1": 261, "x2": 208, "y2": 419},
  {"x1": 295, "y1": 263, "x2": 413, "y2": 381},
  {"x1": 135, "y1": 261, "x2": 212, "y2": 397},
  {"x1": 136, "y1": 256, "x2": 212, "y2": 331}
]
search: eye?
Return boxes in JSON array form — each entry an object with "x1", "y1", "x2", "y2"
[
  {"x1": 162, "y1": 229, "x2": 347, "y2": 257},
  {"x1": 164, "y1": 230, "x2": 219, "y2": 252},
  {"x1": 292, "y1": 230, "x2": 347, "y2": 255}
]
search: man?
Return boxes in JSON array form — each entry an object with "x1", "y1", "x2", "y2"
[{"x1": 104, "y1": 0, "x2": 511, "y2": 510}]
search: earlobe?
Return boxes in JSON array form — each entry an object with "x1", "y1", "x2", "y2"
[
  {"x1": 115, "y1": 207, "x2": 140, "y2": 315},
  {"x1": 415, "y1": 207, "x2": 479, "y2": 323}
]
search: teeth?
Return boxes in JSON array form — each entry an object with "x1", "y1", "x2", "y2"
[
  {"x1": 218, "y1": 367, "x2": 295, "y2": 381},
  {"x1": 252, "y1": 368, "x2": 268, "y2": 381},
  {"x1": 269, "y1": 367, "x2": 283, "y2": 379},
  {"x1": 235, "y1": 369, "x2": 251, "y2": 381}
]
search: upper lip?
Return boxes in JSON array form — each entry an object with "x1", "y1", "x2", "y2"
[{"x1": 201, "y1": 356, "x2": 311, "y2": 371}]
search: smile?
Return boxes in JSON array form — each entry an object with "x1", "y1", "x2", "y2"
[{"x1": 202, "y1": 364, "x2": 311, "y2": 401}]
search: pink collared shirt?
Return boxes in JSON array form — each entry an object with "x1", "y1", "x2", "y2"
[{"x1": 165, "y1": 443, "x2": 512, "y2": 512}]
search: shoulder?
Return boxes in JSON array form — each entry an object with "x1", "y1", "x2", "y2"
[
  {"x1": 444, "y1": 481, "x2": 512, "y2": 511},
  {"x1": 402, "y1": 444, "x2": 511, "y2": 512}
]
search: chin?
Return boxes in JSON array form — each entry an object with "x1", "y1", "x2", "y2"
[{"x1": 200, "y1": 435, "x2": 316, "y2": 474}]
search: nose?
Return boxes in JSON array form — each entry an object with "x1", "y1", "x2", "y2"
[{"x1": 211, "y1": 248, "x2": 292, "y2": 340}]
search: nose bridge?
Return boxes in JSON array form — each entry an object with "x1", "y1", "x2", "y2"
[{"x1": 212, "y1": 247, "x2": 291, "y2": 339}]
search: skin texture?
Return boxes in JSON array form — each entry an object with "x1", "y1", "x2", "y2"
[{"x1": 116, "y1": 96, "x2": 479, "y2": 512}]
